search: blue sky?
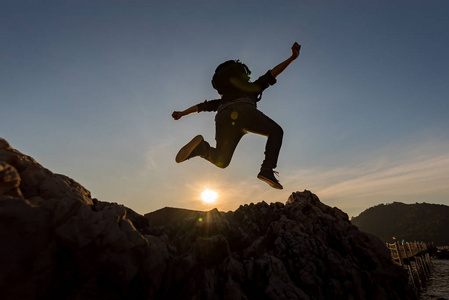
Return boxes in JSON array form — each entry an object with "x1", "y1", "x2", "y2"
[{"x1": 1, "y1": 1, "x2": 448, "y2": 218}]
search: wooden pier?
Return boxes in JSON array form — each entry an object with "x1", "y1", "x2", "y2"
[{"x1": 386, "y1": 241, "x2": 432, "y2": 290}]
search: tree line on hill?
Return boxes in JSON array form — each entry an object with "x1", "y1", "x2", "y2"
[{"x1": 351, "y1": 202, "x2": 449, "y2": 246}]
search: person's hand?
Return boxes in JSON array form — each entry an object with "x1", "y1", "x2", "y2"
[
  {"x1": 172, "y1": 111, "x2": 183, "y2": 120},
  {"x1": 291, "y1": 42, "x2": 301, "y2": 60}
]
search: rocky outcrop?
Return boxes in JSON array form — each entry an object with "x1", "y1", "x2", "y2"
[
  {"x1": 0, "y1": 137, "x2": 416, "y2": 300},
  {"x1": 0, "y1": 138, "x2": 149, "y2": 299}
]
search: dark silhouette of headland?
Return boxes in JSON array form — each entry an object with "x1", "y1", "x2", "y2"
[
  {"x1": 352, "y1": 202, "x2": 449, "y2": 245},
  {"x1": 0, "y1": 137, "x2": 416, "y2": 299}
]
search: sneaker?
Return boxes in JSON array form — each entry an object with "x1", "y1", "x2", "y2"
[
  {"x1": 175, "y1": 135, "x2": 205, "y2": 163},
  {"x1": 257, "y1": 169, "x2": 283, "y2": 189}
]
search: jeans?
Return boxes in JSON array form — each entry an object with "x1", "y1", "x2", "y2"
[{"x1": 202, "y1": 103, "x2": 283, "y2": 170}]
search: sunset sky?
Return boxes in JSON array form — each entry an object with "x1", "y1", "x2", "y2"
[{"x1": 2, "y1": 0, "x2": 448, "y2": 218}]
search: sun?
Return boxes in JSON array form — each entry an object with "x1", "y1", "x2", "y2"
[{"x1": 201, "y1": 189, "x2": 218, "y2": 204}]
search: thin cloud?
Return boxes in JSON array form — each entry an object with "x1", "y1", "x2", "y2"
[
  {"x1": 283, "y1": 140, "x2": 449, "y2": 216},
  {"x1": 317, "y1": 154, "x2": 449, "y2": 198},
  {"x1": 144, "y1": 140, "x2": 175, "y2": 170}
]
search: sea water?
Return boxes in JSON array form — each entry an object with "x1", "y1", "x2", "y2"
[{"x1": 420, "y1": 259, "x2": 449, "y2": 299}]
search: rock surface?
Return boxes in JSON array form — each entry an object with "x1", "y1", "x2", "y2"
[{"x1": 0, "y1": 137, "x2": 416, "y2": 300}]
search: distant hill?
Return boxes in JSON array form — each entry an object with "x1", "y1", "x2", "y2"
[
  {"x1": 144, "y1": 206, "x2": 204, "y2": 227},
  {"x1": 351, "y1": 202, "x2": 449, "y2": 245}
]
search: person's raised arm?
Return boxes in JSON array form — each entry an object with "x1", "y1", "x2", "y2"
[
  {"x1": 172, "y1": 104, "x2": 199, "y2": 120},
  {"x1": 270, "y1": 42, "x2": 301, "y2": 78}
]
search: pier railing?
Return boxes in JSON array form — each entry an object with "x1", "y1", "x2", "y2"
[{"x1": 386, "y1": 241, "x2": 432, "y2": 290}]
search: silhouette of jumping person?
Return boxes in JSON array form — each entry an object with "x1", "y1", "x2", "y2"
[{"x1": 172, "y1": 42, "x2": 301, "y2": 189}]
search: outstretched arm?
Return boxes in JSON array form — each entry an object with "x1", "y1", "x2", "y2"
[
  {"x1": 270, "y1": 42, "x2": 301, "y2": 78},
  {"x1": 172, "y1": 105, "x2": 199, "y2": 120},
  {"x1": 172, "y1": 99, "x2": 221, "y2": 120}
]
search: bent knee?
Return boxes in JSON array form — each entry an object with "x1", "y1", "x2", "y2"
[
  {"x1": 216, "y1": 158, "x2": 231, "y2": 169},
  {"x1": 271, "y1": 125, "x2": 284, "y2": 137},
  {"x1": 278, "y1": 126, "x2": 284, "y2": 136}
]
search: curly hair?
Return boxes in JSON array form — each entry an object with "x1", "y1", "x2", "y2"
[{"x1": 211, "y1": 60, "x2": 251, "y2": 95}]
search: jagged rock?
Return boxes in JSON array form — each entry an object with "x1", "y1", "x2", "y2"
[
  {"x1": 0, "y1": 137, "x2": 417, "y2": 300},
  {"x1": 0, "y1": 162, "x2": 23, "y2": 198},
  {"x1": 0, "y1": 138, "x2": 149, "y2": 299},
  {"x1": 144, "y1": 193, "x2": 415, "y2": 300},
  {"x1": 0, "y1": 138, "x2": 93, "y2": 205}
]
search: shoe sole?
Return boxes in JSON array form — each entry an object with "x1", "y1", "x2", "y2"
[
  {"x1": 257, "y1": 174, "x2": 283, "y2": 190},
  {"x1": 175, "y1": 135, "x2": 204, "y2": 163}
]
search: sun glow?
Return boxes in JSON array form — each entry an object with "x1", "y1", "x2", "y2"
[{"x1": 201, "y1": 189, "x2": 218, "y2": 204}]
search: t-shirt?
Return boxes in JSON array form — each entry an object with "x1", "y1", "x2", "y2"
[{"x1": 197, "y1": 70, "x2": 277, "y2": 112}]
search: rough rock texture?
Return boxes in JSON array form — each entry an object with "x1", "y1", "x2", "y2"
[{"x1": 0, "y1": 137, "x2": 416, "y2": 300}]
